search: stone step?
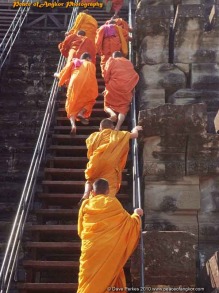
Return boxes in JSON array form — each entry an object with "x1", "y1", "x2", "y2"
[
  {"x1": 46, "y1": 157, "x2": 88, "y2": 169},
  {"x1": 23, "y1": 260, "x2": 79, "y2": 270},
  {"x1": 49, "y1": 145, "x2": 87, "y2": 156},
  {"x1": 51, "y1": 134, "x2": 88, "y2": 145},
  {"x1": 53, "y1": 125, "x2": 99, "y2": 135},
  {"x1": 17, "y1": 283, "x2": 77, "y2": 292},
  {"x1": 38, "y1": 193, "x2": 129, "y2": 205},
  {"x1": 44, "y1": 168, "x2": 85, "y2": 181},
  {"x1": 42, "y1": 180, "x2": 128, "y2": 193},
  {"x1": 58, "y1": 99, "x2": 104, "y2": 107},
  {"x1": 57, "y1": 107, "x2": 104, "y2": 117},
  {"x1": 56, "y1": 116, "x2": 108, "y2": 126},
  {"x1": 25, "y1": 225, "x2": 77, "y2": 235},
  {"x1": 24, "y1": 241, "x2": 80, "y2": 252},
  {"x1": 35, "y1": 208, "x2": 78, "y2": 219}
]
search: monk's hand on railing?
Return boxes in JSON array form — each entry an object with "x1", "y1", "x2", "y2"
[
  {"x1": 77, "y1": 194, "x2": 89, "y2": 208},
  {"x1": 130, "y1": 125, "x2": 143, "y2": 139},
  {"x1": 54, "y1": 72, "x2": 59, "y2": 78},
  {"x1": 134, "y1": 208, "x2": 144, "y2": 217}
]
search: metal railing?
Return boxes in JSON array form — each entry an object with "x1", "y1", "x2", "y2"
[
  {"x1": 129, "y1": 0, "x2": 145, "y2": 288},
  {"x1": 0, "y1": 5, "x2": 79, "y2": 293},
  {"x1": 0, "y1": 0, "x2": 32, "y2": 71}
]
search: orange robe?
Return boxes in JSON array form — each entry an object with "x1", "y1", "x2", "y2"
[
  {"x1": 105, "y1": 18, "x2": 131, "y2": 41},
  {"x1": 58, "y1": 34, "x2": 96, "y2": 64},
  {"x1": 77, "y1": 194, "x2": 140, "y2": 293},
  {"x1": 105, "y1": 0, "x2": 124, "y2": 14},
  {"x1": 58, "y1": 59, "x2": 98, "y2": 119},
  {"x1": 85, "y1": 129, "x2": 131, "y2": 197},
  {"x1": 68, "y1": 12, "x2": 98, "y2": 45},
  {"x1": 95, "y1": 24, "x2": 128, "y2": 74},
  {"x1": 103, "y1": 57, "x2": 139, "y2": 114}
]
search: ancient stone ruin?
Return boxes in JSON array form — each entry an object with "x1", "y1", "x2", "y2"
[{"x1": 132, "y1": 0, "x2": 219, "y2": 290}]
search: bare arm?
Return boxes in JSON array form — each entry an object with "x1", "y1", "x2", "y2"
[{"x1": 130, "y1": 125, "x2": 143, "y2": 139}]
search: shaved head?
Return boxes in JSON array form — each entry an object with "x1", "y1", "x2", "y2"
[
  {"x1": 112, "y1": 51, "x2": 122, "y2": 58},
  {"x1": 77, "y1": 30, "x2": 86, "y2": 36},
  {"x1": 93, "y1": 178, "x2": 109, "y2": 195},
  {"x1": 100, "y1": 118, "x2": 114, "y2": 130}
]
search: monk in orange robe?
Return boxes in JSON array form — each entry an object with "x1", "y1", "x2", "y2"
[
  {"x1": 104, "y1": 0, "x2": 124, "y2": 17},
  {"x1": 67, "y1": 10, "x2": 98, "y2": 45},
  {"x1": 103, "y1": 51, "x2": 139, "y2": 130},
  {"x1": 54, "y1": 53, "x2": 98, "y2": 135},
  {"x1": 105, "y1": 17, "x2": 133, "y2": 42},
  {"x1": 79, "y1": 119, "x2": 142, "y2": 202},
  {"x1": 95, "y1": 20, "x2": 128, "y2": 75},
  {"x1": 58, "y1": 30, "x2": 96, "y2": 64},
  {"x1": 77, "y1": 178, "x2": 143, "y2": 293}
]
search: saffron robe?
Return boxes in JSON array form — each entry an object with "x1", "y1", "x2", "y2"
[
  {"x1": 95, "y1": 24, "x2": 127, "y2": 74},
  {"x1": 103, "y1": 57, "x2": 139, "y2": 114},
  {"x1": 105, "y1": 0, "x2": 124, "y2": 14},
  {"x1": 105, "y1": 18, "x2": 130, "y2": 41},
  {"x1": 58, "y1": 34, "x2": 96, "y2": 64},
  {"x1": 58, "y1": 59, "x2": 98, "y2": 119},
  {"x1": 85, "y1": 129, "x2": 131, "y2": 197},
  {"x1": 77, "y1": 195, "x2": 141, "y2": 293},
  {"x1": 68, "y1": 12, "x2": 98, "y2": 45}
]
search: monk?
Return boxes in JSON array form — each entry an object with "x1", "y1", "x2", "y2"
[
  {"x1": 77, "y1": 178, "x2": 143, "y2": 293},
  {"x1": 79, "y1": 118, "x2": 142, "y2": 203},
  {"x1": 67, "y1": 10, "x2": 98, "y2": 45},
  {"x1": 103, "y1": 51, "x2": 139, "y2": 130},
  {"x1": 104, "y1": 0, "x2": 124, "y2": 17},
  {"x1": 95, "y1": 20, "x2": 128, "y2": 75},
  {"x1": 105, "y1": 16, "x2": 133, "y2": 42},
  {"x1": 58, "y1": 30, "x2": 96, "y2": 64},
  {"x1": 54, "y1": 53, "x2": 98, "y2": 135}
]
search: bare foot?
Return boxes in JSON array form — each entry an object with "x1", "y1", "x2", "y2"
[
  {"x1": 77, "y1": 114, "x2": 89, "y2": 125},
  {"x1": 110, "y1": 114, "x2": 117, "y2": 122},
  {"x1": 70, "y1": 126, "x2": 76, "y2": 136}
]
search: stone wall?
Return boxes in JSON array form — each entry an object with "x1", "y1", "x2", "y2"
[
  {"x1": 134, "y1": 0, "x2": 219, "y2": 290},
  {"x1": 0, "y1": 29, "x2": 63, "y2": 260}
]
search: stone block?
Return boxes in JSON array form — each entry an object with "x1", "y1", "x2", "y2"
[
  {"x1": 200, "y1": 176, "x2": 219, "y2": 212},
  {"x1": 140, "y1": 89, "x2": 165, "y2": 109},
  {"x1": 169, "y1": 89, "x2": 219, "y2": 112},
  {"x1": 187, "y1": 134, "x2": 219, "y2": 175},
  {"x1": 140, "y1": 64, "x2": 186, "y2": 97},
  {"x1": 144, "y1": 177, "x2": 200, "y2": 212},
  {"x1": 191, "y1": 63, "x2": 219, "y2": 90},
  {"x1": 131, "y1": 231, "x2": 197, "y2": 286},
  {"x1": 145, "y1": 212, "x2": 199, "y2": 235},
  {"x1": 140, "y1": 34, "x2": 169, "y2": 64},
  {"x1": 174, "y1": 5, "x2": 205, "y2": 64},
  {"x1": 142, "y1": 135, "x2": 187, "y2": 179},
  {"x1": 138, "y1": 104, "x2": 207, "y2": 137}
]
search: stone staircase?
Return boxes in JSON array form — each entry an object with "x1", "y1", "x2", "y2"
[
  {"x1": 0, "y1": 7, "x2": 134, "y2": 293},
  {"x1": 0, "y1": 2, "x2": 16, "y2": 42},
  {"x1": 15, "y1": 57, "x2": 131, "y2": 291}
]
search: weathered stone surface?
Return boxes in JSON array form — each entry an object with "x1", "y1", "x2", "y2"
[
  {"x1": 174, "y1": 5, "x2": 205, "y2": 64},
  {"x1": 144, "y1": 177, "x2": 200, "y2": 212},
  {"x1": 136, "y1": 3, "x2": 173, "y2": 65},
  {"x1": 187, "y1": 134, "x2": 219, "y2": 175},
  {"x1": 191, "y1": 63, "x2": 219, "y2": 90},
  {"x1": 200, "y1": 176, "x2": 219, "y2": 212},
  {"x1": 139, "y1": 89, "x2": 165, "y2": 109},
  {"x1": 138, "y1": 104, "x2": 207, "y2": 137},
  {"x1": 169, "y1": 89, "x2": 219, "y2": 111},
  {"x1": 131, "y1": 231, "x2": 196, "y2": 285},
  {"x1": 140, "y1": 34, "x2": 169, "y2": 64},
  {"x1": 140, "y1": 64, "x2": 186, "y2": 97}
]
